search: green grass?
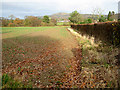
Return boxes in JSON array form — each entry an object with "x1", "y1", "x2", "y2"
[
  {"x1": 2, "y1": 27, "x2": 59, "y2": 39},
  {"x1": 57, "y1": 22, "x2": 70, "y2": 26},
  {"x1": 2, "y1": 74, "x2": 32, "y2": 88},
  {"x1": 59, "y1": 27, "x2": 69, "y2": 37},
  {"x1": 73, "y1": 29, "x2": 119, "y2": 88}
]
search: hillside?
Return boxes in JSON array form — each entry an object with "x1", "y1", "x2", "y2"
[
  {"x1": 39, "y1": 12, "x2": 107, "y2": 20},
  {"x1": 49, "y1": 12, "x2": 70, "y2": 20},
  {"x1": 49, "y1": 13, "x2": 93, "y2": 20}
]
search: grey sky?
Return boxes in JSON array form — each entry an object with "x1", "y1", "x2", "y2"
[{"x1": 1, "y1": 0, "x2": 119, "y2": 19}]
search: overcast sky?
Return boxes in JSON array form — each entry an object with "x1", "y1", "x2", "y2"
[{"x1": 1, "y1": 0, "x2": 119, "y2": 19}]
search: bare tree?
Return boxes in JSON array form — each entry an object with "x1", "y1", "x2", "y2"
[
  {"x1": 8, "y1": 15, "x2": 16, "y2": 23},
  {"x1": 91, "y1": 7, "x2": 104, "y2": 23},
  {"x1": 8, "y1": 15, "x2": 16, "y2": 20}
]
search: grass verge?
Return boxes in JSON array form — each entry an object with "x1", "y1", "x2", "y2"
[
  {"x1": 72, "y1": 29, "x2": 120, "y2": 88},
  {"x1": 2, "y1": 74, "x2": 32, "y2": 88}
]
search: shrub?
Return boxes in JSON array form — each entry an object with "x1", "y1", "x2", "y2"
[
  {"x1": 99, "y1": 15, "x2": 106, "y2": 22},
  {"x1": 87, "y1": 19, "x2": 92, "y2": 23},
  {"x1": 79, "y1": 19, "x2": 92, "y2": 24}
]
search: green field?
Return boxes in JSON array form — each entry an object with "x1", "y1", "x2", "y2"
[
  {"x1": 57, "y1": 22, "x2": 70, "y2": 26},
  {"x1": 2, "y1": 26, "x2": 80, "y2": 88}
]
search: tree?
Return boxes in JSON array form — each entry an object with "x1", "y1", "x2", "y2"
[
  {"x1": 107, "y1": 11, "x2": 112, "y2": 21},
  {"x1": 50, "y1": 19, "x2": 57, "y2": 25},
  {"x1": 13, "y1": 18, "x2": 24, "y2": 26},
  {"x1": 1, "y1": 17, "x2": 9, "y2": 26},
  {"x1": 8, "y1": 15, "x2": 16, "y2": 23},
  {"x1": 112, "y1": 11, "x2": 115, "y2": 15},
  {"x1": 43, "y1": 15, "x2": 50, "y2": 23},
  {"x1": 69, "y1": 10, "x2": 83, "y2": 24},
  {"x1": 91, "y1": 8, "x2": 104, "y2": 22},
  {"x1": 24, "y1": 16, "x2": 41, "y2": 26},
  {"x1": 8, "y1": 22, "x2": 15, "y2": 27}
]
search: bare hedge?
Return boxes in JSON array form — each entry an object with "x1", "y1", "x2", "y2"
[{"x1": 71, "y1": 22, "x2": 120, "y2": 45}]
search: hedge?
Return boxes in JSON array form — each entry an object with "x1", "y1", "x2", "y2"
[{"x1": 71, "y1": 22, "x2": 120, "y2": 46}]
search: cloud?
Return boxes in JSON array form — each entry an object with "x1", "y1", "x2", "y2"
[
  {"x1": 2, "y1": 2, "x2": 59, "y2": 18},
  {"x1": 1, "y1": 0, "x2": 119, "y2": 18}
]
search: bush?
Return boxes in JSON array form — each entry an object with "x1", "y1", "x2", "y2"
[
  {"x1": 79, "y1": 19, "x2": 92, "y2": 24},
  {"x1": 99, "y1": 15, "x2": 106, "y2": 22},
  {"x1": 109, "y1": 18, "x2": 113, "y2": 21},
  {"x1": 87, "y1": 19, "x2": 92, "y2": 23}
]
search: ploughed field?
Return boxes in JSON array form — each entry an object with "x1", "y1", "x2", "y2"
[{"x1": 2, "y1": 26, "x2": 82, "y2": 88}]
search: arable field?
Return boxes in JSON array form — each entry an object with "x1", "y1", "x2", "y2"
[
  {"x1": 2, "y1": 26, "x2": 82, "y2": 88},
  {"x1": 2, "y1": 26, "x2": 119, "y2": 88},
  {"x1": 57, "y1": 22, "x2": 70, "y2": 26}
]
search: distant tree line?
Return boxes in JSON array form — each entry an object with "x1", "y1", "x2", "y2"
[
  {"x1": 69, "y1": 10, "x2": 116, "y2": 24},
  {"x1": 0, "y1": 15, "x2": 57, "y2": 27},
  {"x1": 1, "y1": 10, "x2": 116, "y2": 27}
]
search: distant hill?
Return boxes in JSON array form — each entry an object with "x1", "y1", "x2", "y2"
[
  {"x1": 49, "y1": 12, "x2": 70, "y2": 20},
  {"x1": 39, "y1": 12, "x2": 107, "y2": 20}
]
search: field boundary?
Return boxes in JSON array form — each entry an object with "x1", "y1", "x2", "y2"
[
  {"x1": 67, "y1": 27, "x2": 120, "y2": 88},
  {"x1": 71, "y1": 22, "x2": 120, "y2": 46},
  {"x1": 67, "y1": 28, "x2": 98, "y2": 47}
]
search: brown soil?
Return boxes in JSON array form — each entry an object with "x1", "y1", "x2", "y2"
[{"x1": 2, "y1": 27, "x2": 82, "y2": 88}]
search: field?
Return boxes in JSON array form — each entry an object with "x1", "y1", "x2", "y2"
[
  {"x1": 2, "y1": 26, "x2": 119, "y2": 88},
  {"x1": 57, "y1": 22, "x2": 70, "y2": 26},
  {"x1": 2, "y1": 26, "x2": 82, "y2": 88}
]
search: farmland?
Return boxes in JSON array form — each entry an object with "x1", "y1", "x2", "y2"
[
  {"x1": 57, "y1": 22, "x2": 70, "y2": 26},
  {"x1": 1, "y1": 0, "x2": 119, "y2": 88},
  {"x1": 2, "y1": 26, "x2": 81, "y2": 88},
  {"x1": 2, "y1": 26, "x2": 119, "y2": 88}
]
